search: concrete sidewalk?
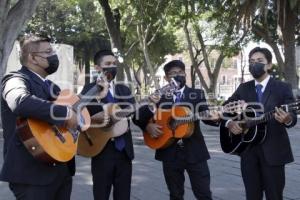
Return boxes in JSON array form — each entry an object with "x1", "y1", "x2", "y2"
[{"x1": 0, "y1": 122, "x2": 300, "y2": 200}]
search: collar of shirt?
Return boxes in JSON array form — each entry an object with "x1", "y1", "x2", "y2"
[
  {"x1": 255, "y1": 75, "x2": 270, "y2": 93},
  {"x1": 173, "y1": 86, "x2": 185, "y2": 102},
  {"x1": 28, "y1": 69, "x2": 46, "y2": 82}
]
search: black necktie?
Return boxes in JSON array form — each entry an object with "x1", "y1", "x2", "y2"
[
  {"x1": 106, "y1": 87, "x2": 125, "y2": 151},
  {"x1": 256, "y1": 84, "x2": 263, "y2": 103},
  {"x1": 174, "y1": 91, "x2": 181, "y2": 103}
]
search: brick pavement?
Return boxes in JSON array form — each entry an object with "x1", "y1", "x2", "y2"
[{"x1": 0, "y1": 122, "x2": 300, "y2": 200}]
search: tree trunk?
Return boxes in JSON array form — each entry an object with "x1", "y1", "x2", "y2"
[
  {"x1": 183, "y1": 18, "x2": 209, "y2": 91},
  {"x1": 136, "y1": 24, "x2": 156, "y2": 86},
  {"x1": 210, "y1": 53, "x2": 225, "y2": 98},
  {"x1": 0, "y1": 0, "x2": 40, "y2": 128},
  {"x1": 84, "y1": 49, "x2": 90, "y2": 85},
  {"x1": 125, "y1": 63, "x2": 132, "y2": 81},
  {"x1": 0, "y1": 0, "x2": 40, "y2": 80},
  {"x1": 190, "y1": 64, "x2": 195, "y2": 88},
  {"x1": 99, "y1": 0, "x2": 126, "y2": 81},
  {"x1": 252, "y1": 24, "x2": 285, "y2": 77},
  {"x1": 280, "y1": 1, "x2": 298, "y2": 88}
]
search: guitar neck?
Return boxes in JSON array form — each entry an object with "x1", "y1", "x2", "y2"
[
  {"x1": 73, "y1": 85, "x2": 101, "y2": 111},
  {"x1": 246, "y1": 110, "x2": 274, "y2": 127},
  {"x1": 173, "y1": 108, "x2": 219, "y2": 127},
  {"x1": 114, "y1": 97, "x2": 151, "y2": 119}
]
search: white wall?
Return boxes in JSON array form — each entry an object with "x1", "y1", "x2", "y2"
[{"x1": 6, "y1": 42, "x2": 75, "y2": 90}]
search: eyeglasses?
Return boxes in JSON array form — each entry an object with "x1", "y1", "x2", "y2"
[
  {"x1": 167, "y1": 71, "x2": 185, "y2": 77},
  {"x1": 31, "y1": 50, "x2": 56, "y2": 54},
  {"x1": 249, "y1": 61, "x2": 268, "y2": 66}
]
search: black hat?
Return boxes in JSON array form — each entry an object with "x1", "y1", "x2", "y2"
[
  {"x1": 94, "y1": 49, "x2": 114, "y2": 65},
  {"x1": 163, "y1": 60, "x2": 185, "y2": 74}
]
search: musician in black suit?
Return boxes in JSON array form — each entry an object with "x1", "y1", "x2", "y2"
[
  {"x1": 80, "y1": 49, "x2": 143, "y2": 200},
  {"x1": 0, "y1": 35, "x2": 79, "y2": 200},
  {"x1": 222, "y1": 47, "x2": 297, "y2": 200},
  {"x1": 135, "y1": 60, "x2": 220, "y2": 200}
]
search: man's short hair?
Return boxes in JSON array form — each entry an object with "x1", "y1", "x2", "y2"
[
  {"x1": 19, "y1": 35, "x2": 51, "y2": 66},
  {"x1": 93, "y1": 49, "x2": 114, "y2": 65},
  {"x1": 163, "y1": 60, "x2": 185, "y2": 74},
  {"x1": 249, "y1": 47, "x2": 272, "y2": 64}
]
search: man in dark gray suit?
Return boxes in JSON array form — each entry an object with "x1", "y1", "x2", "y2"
[
  {"x1": 222, "y1": 47, "x2": 297, "y2": 200},
  {"x1": 1, "y1": 35, "x2": 79, "y2": 200},
  {"x1": 81, "y1": 49, "x2": 139, "y2": 200},
  {"x1": 135, "y1": 60, "x2": 220, "y2": 200}
]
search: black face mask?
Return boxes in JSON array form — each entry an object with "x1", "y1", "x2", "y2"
[
  {"x1": 173, "y1": 75, "x2": 186, "y2": 89},
  {"x1": 249, "y1": 62, "x2": 266, "y2": 79},
  {"x1": 44, "y1": 54, "x2": 59, "y2": 75},
  {"x1": 103, "y1": 67, "x2": 117, "y2": 81}
]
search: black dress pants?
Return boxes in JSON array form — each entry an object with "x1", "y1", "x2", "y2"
[
  {"x1": 9, "y1": 166, "x2": 72, "y2": 200},
  {"x1": 92, "y1": 141, "x2": 132, "y2": 200},
  {"x1": 162, "y1": 146, "x2": 212, "y2": 200},
  {"x1": 241, "y1": 145, "x2": 285, "y2": 200}
]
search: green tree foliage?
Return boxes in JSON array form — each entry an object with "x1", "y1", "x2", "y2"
[
  {"x1": 166, "y1": 0, "x2": 248, "y2": 95},
  {"x1": 25, "y1": 0, "x2": 109, "y2": 83},
  {"x1": 99, "y1": 0, "x2": 180, "y2": 90},
  {"x1": 211, "y1": 0, "x2": 300, "y2": 88}
]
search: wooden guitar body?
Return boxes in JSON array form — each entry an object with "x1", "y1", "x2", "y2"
[
  {"x1": 77, "y1": 103, "x2": 129, "y2": 157},
  {"x1": 144, "y1": 106, "x2": 194, "y2": 149},
  {"x1": 17, "y1": 89, "x2": 91, "y2": 163},
  {"x1": 77, "y1": 80, "x2": 181, "y2": 156}
]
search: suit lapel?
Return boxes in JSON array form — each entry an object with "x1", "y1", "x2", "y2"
[
  {"x1": 160, "y1": 93, "x2": 173, "y2": 109},
  {"x1": 114, "y1": 84, "x2": 121, "y2": 103},
  {"x1": 248, "y1": 80, "x2": 258, "y2": 102},
  {"x1": 181, "y1": 87, "x2": 190, "y2": 103},
  {"x1": 21, "y1": 67, "x2": 50, "y2": 97},
  {"x1": 262, "y1": 78, "x2": 273, "y2": 106}
]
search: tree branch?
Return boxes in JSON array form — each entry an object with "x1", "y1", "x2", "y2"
[
  {"x1": 193, "y1": 24, "x2": 213, "y2": 78},
  {"x1": 124, "y1": 41, "x2": 139, "y2": 57},
  {"x1": 183, "y1": 6, "x2": 209, "y2": 91},
  {"x1": 147, "y1": 21, "x2": 162, "y2": 46},
  {"x1": 252, "y1": 23, "x2": 284, "y2": 75},
  {"x1": 1, "y1": 0, "x2": 40, "y2": 74}
]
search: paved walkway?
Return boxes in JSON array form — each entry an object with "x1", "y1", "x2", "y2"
[{"x1": 1, "y1": 122, "x2": 300, "y2": 200}]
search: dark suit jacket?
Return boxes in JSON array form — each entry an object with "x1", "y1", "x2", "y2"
[
  {"x1": 80, "y1": 82, "x2": 135, "y2": 160},
  {"x1": 135, "y1": 86, "x2": 219, "y2": 163},
  {"x1": 0, "y1": 66, "x2": 75, "y2": 185},
  {"x1": 221, "y1": 78, "x2": 297, "y2": 166}
]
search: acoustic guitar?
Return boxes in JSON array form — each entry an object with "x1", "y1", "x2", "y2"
[
  {"x1": 77, "y1": 79, "x2": 179, "y2": 157},
  {"x1": 220, "y1": 100, "x2": 300, "y2": 154},
  {"x1": 17, "y1": 74, "x2": 107, "y2": 163},
  {"x1": 144, "y1": 101, "x2": 244, "y2": 149}
]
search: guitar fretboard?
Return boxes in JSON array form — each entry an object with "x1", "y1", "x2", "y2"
[
  {"x1": 73, "y1": 85, "x2": 102, "y2": 111},
  {"x1": 170, "y1": 107, "x2": 221, "y2": 128}
]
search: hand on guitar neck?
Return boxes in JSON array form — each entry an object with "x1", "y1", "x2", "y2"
[
  {"x1": 227, "y1": 121, "x2": 243, "y2": 135},
  {"x1": 95, "y1": 72, "x2": 109, "y2": 101},
  {"x1": 64, "y1": 73, "x2": 109, "y2": 131},
  {"x1": 226, "y1": 105, "x2": 293, "y2": 135},
  {"x1": 207, "y1": 110, "x2": 221, "y2": 122},
  {"x1": 91, "y1": 111, "x2": 111, "y2": 127},
  {"x1": 274, "y1": 107, "x2": 293, "y2": 124}
]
